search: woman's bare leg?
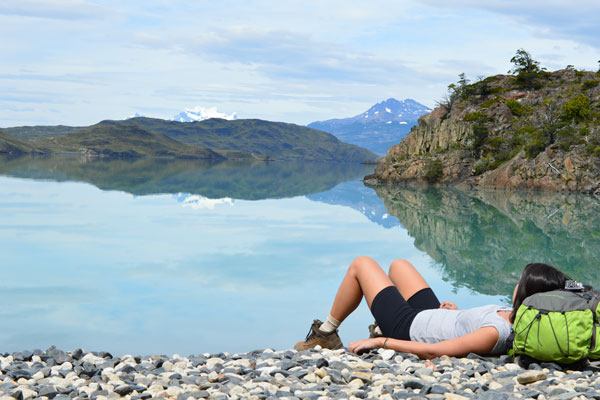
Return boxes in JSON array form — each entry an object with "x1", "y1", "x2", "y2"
[
  {"x1": 329, "y1": 256, "x2": 394, "y2": 322},
  {"x1": 388, "y1": 259, "x2": 430, "y2": 300}
]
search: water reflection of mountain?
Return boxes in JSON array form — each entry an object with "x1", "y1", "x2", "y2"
[
  {"x1": 307, "y1": 181, "x2": 399, "y2": 228},
  {"x1": 371, "y1": 185, "x2": 600, "y2": 296},
  {"x1": 0, "y1": 155, "x2": 374, "y2": 200}
]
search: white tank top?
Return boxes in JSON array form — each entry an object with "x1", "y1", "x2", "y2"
[{"x1": 408, "y1": 304, "x2": 513, "y2": 355}]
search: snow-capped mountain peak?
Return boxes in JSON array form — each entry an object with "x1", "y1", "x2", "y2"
[
  {"x1": 172, "y1": 106, "x2": 237, "y2": 122},
  {"x1": 357, "y1": 98, "x2": 432, "y2": 123},
  {"x1": 307, "y1": 98, "x2": 432, "y2": 154}
]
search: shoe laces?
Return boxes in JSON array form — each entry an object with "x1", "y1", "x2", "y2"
[{"x1": 304, "y1": 319, "x2": 323, "y2": 342}]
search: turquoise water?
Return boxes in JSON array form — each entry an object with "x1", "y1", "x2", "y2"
[{"x1": 1, "y1": 155, "x2": 599, "y2": 356}]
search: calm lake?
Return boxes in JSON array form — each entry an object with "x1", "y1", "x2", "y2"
[{"x1": 1, "y1": 155, "x2": 600, "y2": 356}]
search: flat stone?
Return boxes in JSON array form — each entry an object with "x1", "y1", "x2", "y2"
[
  {"x1": 517, "y1": 370, "x2": 547, "y2": 384},
  {"x1": 403, "y1": 378, "x2": 425, "y2": 390},
  {"x1": 8, "y1": 370, "x2": 32, "y2": 380},
  {"x1": 414, "y1": 367, "x2": 434, "y2": 378}
]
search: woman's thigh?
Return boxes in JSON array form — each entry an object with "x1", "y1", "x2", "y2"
[{"x1": 388, "y1": 259, "x2": 432, "y2": 300}]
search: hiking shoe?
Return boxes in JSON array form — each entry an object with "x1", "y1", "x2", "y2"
[
  {"x1": 369, "y1": 321, "x2": 383, "y2": 338},
  {"x1": 294, "y1": 319, "x2": 343, "y2": 351}
]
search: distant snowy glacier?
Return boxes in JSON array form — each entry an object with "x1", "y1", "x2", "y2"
[
  {"x1": 172, "y1": 106, "x2": 238, "y2": 122},
  {"x1": 126, "y1": 106, "x2": 237, "y2": 122}
]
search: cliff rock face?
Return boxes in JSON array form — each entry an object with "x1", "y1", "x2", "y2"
[
  {"x1": 393, "y1": 107, "x2": 473, "y2": 155},
  {"x1": 368, "y1": 70, "x2": 600, "y2": 193}
]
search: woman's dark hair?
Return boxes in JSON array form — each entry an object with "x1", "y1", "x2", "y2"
[{"x1": 510, "y1": 263, "x2": 570, "y2": 323}]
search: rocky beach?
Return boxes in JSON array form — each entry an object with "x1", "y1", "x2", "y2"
[{"x1": 1, "y1": 346, "x2": 599, "y2": 400}]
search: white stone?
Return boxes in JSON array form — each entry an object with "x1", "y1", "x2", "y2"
[
  {"x1": 162, "y1": 361, "x2": 174, "y2": 371},
  {"x1": 488, "y1": 381, "x2": 503, "y2": 390},
  {"x1": 32, "y1": 371, "x2": 44, "y2": 380},
  {"x1": 148, "y1": 383, "x2": 164, "y2": 393},
  {"x1": 258, "y1": 366, "x2": 277, "y2": 376},
  {"x1": 208, "y1": 371, "x2": 219, "y2": 383},
  {"x1": 349, "y1": 360, "x2": 374, "y2": 370},
  {"x1": 205, "y1": 357, "x2": 223, "y2": 369},
  {"x1": 101, "y1": 383, "x2": 114, "y2": 392},
  {"x1": 81, "y1": 353, "x2": 104, "y2": 365},
  {"x1": 314, "y1": 368, "x2": 327, "y2": 379},
  {"x1": 380, "y1": 349, "x2": 395, "y2": 361},
  {"x1": 348, "y1": 378, "x2": 364, "y2": 387},
  {"x1": 304, "y1": 373, "x2": 317, "y2": 383},
  {"x1": 16, "y1": 388, "x2": 37, "y2": 400},
  {"x1": 504, "y1": 363, "x2": 521, "y2": 371},
  {"x1": 230, "y1": 386, "x2": 247, "y2": 396},
  {"x1": 65, "y1": 372, "x2": 78, "y2": 380},
  {"x1": 166, "y1": 386, "x2": 183, "y2": 396}
]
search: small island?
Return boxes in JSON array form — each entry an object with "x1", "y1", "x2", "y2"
[{"x1": 367, "y1": 50, "x2": 600, "y2": 194}]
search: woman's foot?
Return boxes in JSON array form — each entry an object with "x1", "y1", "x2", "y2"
[{"x1": 294, "y1": 319, "x2": 343, "y2": 350}]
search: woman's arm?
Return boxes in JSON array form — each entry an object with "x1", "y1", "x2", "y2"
[{"x1": 348, "y1": 326, "x2": 499, "y2": 359}]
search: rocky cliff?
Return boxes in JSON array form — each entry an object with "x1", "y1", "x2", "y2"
[{"x1": 368, "y1": 69, "x2": 600, "y2": 193}]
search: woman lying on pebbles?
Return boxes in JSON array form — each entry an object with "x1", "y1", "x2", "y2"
[{"x1": 295, "y1": 257, "x2": 568, "y2": 359}]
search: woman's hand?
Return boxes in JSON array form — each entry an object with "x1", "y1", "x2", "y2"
[
  {"x1": 440, "y1": 301, "x2": 458, "y2": 310},
  {"x1": 348, "y1": 337, "x2": 384, "y2": 354}
]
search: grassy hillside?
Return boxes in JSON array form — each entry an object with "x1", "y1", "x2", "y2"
[
  {"x1": 38, "y1": 123, "x2": 226, "y2": 160},
  {"x1": 3, "y1": 125, "x2": 83, "y2": 141},
  {"x1": 3, "y1": 118, "x2": 378, "y2": 162},
  {"x1": 114, "y1": 118, "x2": 378, "y2": 162},
  {"x1": 0, "y1": 129, "x2": 44, "y2": 154}
]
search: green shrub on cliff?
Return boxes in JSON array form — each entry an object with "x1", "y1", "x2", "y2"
[
  {"x1": 469, "y1": 125, "x2": 489, "y2": 155},
  {"x1": 463, "y1": 111, "x2": 489, "y2": 123},
  {"x1": 505, "y1": 99, "x2": 533, "y2": 116},
  {"x1": 509, "y1": 49, "x2": 547, "y2": 89},
  {"x1": 562, "y1": 94, "x2": 592, "y2": 121},
  {"x1": 583, "y1": 80, "x2": 599, "y2": 89},
  {"x1": 557, "y1": 126, "x2": 585, "y2": 151},
  {"x1": 424, "y1": 160, "x2": 443, "y2": 183}
]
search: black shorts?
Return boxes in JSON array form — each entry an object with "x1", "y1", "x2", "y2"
[{"x1": 370, "y1": 286, "x2": 440, "y2": 340}]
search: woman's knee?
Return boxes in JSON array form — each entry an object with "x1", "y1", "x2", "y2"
[
  {"x1": 388, "y1": 259, "x2": 414, "y2": 275},
  {"x1": 349, "y1": 256, "x2": 378, "y2": 275}
]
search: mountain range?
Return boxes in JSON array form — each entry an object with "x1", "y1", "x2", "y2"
[{"x1": 308, "y1": 98, "x2": 431, "y2": 154}]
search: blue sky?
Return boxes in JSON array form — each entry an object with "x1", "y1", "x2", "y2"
[{"x1": 1, "y1": 0, "x2": 599, "y2": 127}]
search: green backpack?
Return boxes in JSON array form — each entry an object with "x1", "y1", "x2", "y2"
[{"x1": 512, "y1": 287, "x2": 600, "y2": 364}]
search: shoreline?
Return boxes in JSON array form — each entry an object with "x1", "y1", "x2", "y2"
[{"x1": 2, "y1": 346, "x2": 599, "y2": 400}]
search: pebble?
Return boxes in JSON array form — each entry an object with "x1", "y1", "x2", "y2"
[
  {"x1": 517, "y1": 370, "x2": 548, "y2": 384},
  {"x1": 0, "y1": 347, "x2": 597, "y2": 399}
]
